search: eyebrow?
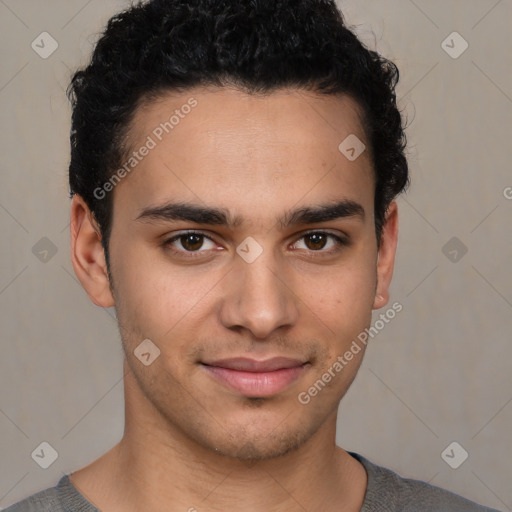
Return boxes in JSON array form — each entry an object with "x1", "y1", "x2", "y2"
[{"x1": 136, "y1": 199, "x2": 365, "y2": 229}]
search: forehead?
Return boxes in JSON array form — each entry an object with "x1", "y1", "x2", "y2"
[
  {"x1": 127, "y1": 85, "x2": 368, "y2": 151},
  {"x1": 114, "y1": 86, "x2": 374, "y2": 224}
]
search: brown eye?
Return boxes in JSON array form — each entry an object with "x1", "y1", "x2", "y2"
[
  {"x1": 178, "y1": 233, "x2": 205, "y2": 251},
  {"x1": 292, "y1": 231, "x2": 347, "y2": 255},
  {"x1": 303, "y1": 233, "x2": 329, "y2": 250},
  {"x1": 164, "y1": 231, "x2": 217, "y2": 256}
]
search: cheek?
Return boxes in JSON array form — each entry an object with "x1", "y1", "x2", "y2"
[
  {"x1": 298, "y1": 255, "x2": 376, "y2": 330},
  {"x1": 111, "y1": 245, "x2": 219, "y2": 345}
]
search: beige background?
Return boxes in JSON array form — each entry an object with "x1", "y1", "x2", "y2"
[{"x1": 1, "y1": 0, "x2": 511, "y2": 510}]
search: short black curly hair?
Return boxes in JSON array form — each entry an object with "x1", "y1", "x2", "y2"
[{"x1": 68, "y1": 0, "x2": 409, "y2": 270}]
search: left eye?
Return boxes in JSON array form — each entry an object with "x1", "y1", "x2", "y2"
[{"x1": 292, "y1": 232, "x2": 346, "y2": 252}]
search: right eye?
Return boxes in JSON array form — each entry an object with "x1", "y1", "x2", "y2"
[{"x1": 163, "y1": 230, "x2": 219, "y2": 258}]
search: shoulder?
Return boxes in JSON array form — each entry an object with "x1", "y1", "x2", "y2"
[
  {"x1": 349, "y1": 452, "x2": 502, "y2": 512},
  {"x1": 3, "y1": 485, "x2": 62, "y2": 512},
  {"x1": 2, "y1": 474, "x2": 99, "y2": 512}
]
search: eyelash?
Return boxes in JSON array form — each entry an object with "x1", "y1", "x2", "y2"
[{"x1": 162, "y1": 230, "x2": 349, "y2": 259}]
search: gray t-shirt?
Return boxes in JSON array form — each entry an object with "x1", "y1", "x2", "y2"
[{"x1": 3, "y1": 451, "x2": 502, "y2": 511}]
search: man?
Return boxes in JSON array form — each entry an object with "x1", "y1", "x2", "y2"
[{"x1": 5, "y1": 0, "x2": 501, "y2": 511}]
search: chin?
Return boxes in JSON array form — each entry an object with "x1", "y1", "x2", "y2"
[
  {"x1": 200, "y1": 420, "x2": 314, "y2": 462},
  {"x1": 210, "y1": 438, "x2": 301, "y2": 461}
]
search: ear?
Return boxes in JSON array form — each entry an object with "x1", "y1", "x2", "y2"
[
  {"x1": 70, "y1": 194, "x2": 115, "y2": 308},
  {"x1": 373, "y1": 200, "x2": 399, "y2": 310}
]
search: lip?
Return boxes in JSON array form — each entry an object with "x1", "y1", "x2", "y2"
[{"x1": 201, "y1": 357, "x2": 309, "y2": 397}]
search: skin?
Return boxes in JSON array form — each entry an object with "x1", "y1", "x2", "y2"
[{"x1": 69, "y1": 86, "x2": 399, "y2": 512}]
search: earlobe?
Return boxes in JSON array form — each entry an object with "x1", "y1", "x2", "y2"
[
  {"x1": 70, "y1": 194, "x2": 115, "y2": 308},
  {"x1": 372, "y1": 201, "x2": 399, "y2": 310}
]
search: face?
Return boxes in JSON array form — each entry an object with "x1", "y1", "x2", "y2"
[{"x1": 72, "y1": 86, "x2": 398, "y2": 460}]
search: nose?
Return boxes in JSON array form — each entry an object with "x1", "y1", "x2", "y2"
[{"x1": 218, "y1": 246, "x2": 299, "y2": 339}]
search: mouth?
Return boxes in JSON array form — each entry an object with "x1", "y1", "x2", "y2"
[{"x1": 200, "y1": 357, "x2": 310, "y2": 397}]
